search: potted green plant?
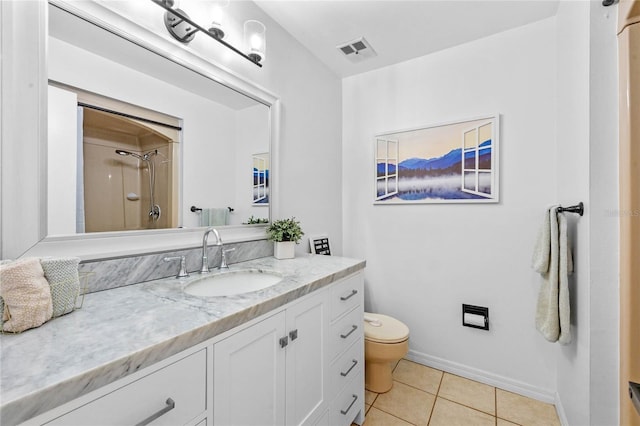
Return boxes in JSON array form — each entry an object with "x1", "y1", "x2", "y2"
[{"x1": 266, "y1": 217, "x2": 304, "y2": 259}]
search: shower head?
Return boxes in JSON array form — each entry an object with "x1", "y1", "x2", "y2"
[{"x1": 115, "y1": 149, "x2": 144, "y2": 160}]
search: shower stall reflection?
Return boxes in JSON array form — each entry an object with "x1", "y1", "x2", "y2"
[{"x1": 81, "y1": 107, "x2": 178, "y2": 232}]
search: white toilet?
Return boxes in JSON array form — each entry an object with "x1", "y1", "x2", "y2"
[{"x1": 363, "y1": 312, "x2": 410, "y2": 393}]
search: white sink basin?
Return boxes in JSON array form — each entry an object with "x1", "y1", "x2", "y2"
[{"x1": 183, "y1": 269, "x2": 283, "y2": 297}]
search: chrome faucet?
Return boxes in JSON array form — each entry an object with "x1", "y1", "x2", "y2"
[{"x1": 201, "y1": 228, "x2": 222, "y2": 273}]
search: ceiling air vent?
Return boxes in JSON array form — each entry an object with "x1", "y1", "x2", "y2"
[{"x1": 337, "y1": 36, "x2": 377, "y2": 63}]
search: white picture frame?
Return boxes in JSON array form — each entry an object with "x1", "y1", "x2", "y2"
[
  {"x1": 308, "y1": 234, "x2": 331, "y2": 255},
  {"x1": 375, "y1": 114, "x2": 500, "y2": 204}
]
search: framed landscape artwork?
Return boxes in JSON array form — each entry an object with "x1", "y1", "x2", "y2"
[{"x1": 374, "y1": 115, "x2": 499, "y2": 204}]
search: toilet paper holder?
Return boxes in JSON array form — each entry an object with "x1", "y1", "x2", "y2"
[{"x1": 462, "y1": 304, "x2": 489, "y2": 330}]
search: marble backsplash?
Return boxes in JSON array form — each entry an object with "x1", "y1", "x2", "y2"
[{"x1": 78, "y1": 239, "x2": 273, "y2": 294}]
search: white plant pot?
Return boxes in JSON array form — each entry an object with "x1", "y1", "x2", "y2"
[{"x1": 274, "y1": 241, "x2": 295, "y2": 259}]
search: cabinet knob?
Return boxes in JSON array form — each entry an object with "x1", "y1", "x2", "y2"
[
  {"x1": 289, "y1": 329, "x2": 298, "y2": 341},
  {"x1": 279, "y1": 336, "x2": 289, "y2": 348}
]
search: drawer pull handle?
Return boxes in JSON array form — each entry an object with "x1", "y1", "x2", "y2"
[
  {"x1": 340, "y1": 359, "x2": 358, "y2": 377},
  {"x1": 340, "y1": 394, "x2": 358, "y2": 415},
  {"x1": 340, "y1": 289, "x2": 358, "y2": 301},
  {"x1": 340, "y1": 325, "x2": 358, "y2": 339},
  {"x1": 135, "y1": 397, "x2": 175, "y2": 426}
]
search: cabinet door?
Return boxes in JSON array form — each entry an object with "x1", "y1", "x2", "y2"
[
  {"x1": 285, "y1": 291, "x2": 328, "y2": 426},
  {"x1": 213, "y1": 312, "x2": 286, "y2": 426}
]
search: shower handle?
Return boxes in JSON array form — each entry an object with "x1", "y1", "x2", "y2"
[{"x1": 149, "y1": 204, "x2": 161, "y2": 221}]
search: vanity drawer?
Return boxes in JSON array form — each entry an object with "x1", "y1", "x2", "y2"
[
  {"x1": 330, "y1": 273, "x2": 363, "y2": 321},
  {"x1": 330, "y1": 305, "x2": 363, "y2": 361},
  {"x1": 330, "y1": 338, "x2": 363, "y2": 397},
  {"x1": 45, "y1": 349, "x2": 207, "y2": 426},
  {"x1": 330, "y1": 371, "x2": 364, "y2": 426}
]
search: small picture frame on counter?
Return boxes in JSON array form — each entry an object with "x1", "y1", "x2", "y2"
[{"x1": 309, "y1": 235, "x2": 331, "y2": 256}]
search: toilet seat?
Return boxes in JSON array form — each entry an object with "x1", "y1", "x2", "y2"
[{"x1": 364, "y1": 313, "x2": 409, "y2": 344}]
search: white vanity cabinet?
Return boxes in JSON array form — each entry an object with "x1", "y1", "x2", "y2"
[
  {"x1": 15, "y1": 270, "x2": 365, "y2": 426},
  {"x1": 213, "y1": 287, "x2": 329, "y2": 426}
]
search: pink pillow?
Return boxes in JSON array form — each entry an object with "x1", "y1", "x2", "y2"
[{"x1": 0, "y1": 258, "x2": 53, "y2": 332}]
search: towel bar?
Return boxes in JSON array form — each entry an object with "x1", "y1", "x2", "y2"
[
  {"x1": 557, "y1": 202, "x2": 584, "y2": 216},
  {"x1": 190, "y1": 206, "x2": 234, "y2": 213}
]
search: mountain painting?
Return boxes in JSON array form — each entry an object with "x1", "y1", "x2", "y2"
[{"x1": 375, "y1": 116, "x2": 499, "y2": 204}]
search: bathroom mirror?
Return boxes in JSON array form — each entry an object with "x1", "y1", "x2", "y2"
[{"x1": 46, "y1": 1, "x2": 272, "y2": 237}]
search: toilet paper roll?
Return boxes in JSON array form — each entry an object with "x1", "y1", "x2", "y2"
[{"x1": 463, "y1": 312, "x2": 486, "y2": 328}]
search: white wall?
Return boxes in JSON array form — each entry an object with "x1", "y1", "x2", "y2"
[
  {"x1": 47, "y1": 85, "x2": 78, "y2": 235},
  {"x1": 587, "y1": 1, "x2": 619, "y2": 422},
  {"x1": 343, "y1": 18, "x2": 560, "y2": 398},
  {"x1": 343, "y1": 3, "x2": 621, "y2": 421},
  {"x1": 554, "y1": 1, "x2": 620, "y2": 425},
  {"x1": 555, "y1": 2, "x2": 591, "y2": 424}
]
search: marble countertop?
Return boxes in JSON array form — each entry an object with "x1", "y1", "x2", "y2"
[{"x1": 0, "y1": 255, "x2": 365, "y2": 425}]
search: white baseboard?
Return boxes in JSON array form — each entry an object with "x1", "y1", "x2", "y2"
[
  {"x1": 554, "y1": 391, "x2": 569, "y2": 426},
  {"x1": 405, "y1": 349, "x2": 557, "y2": 404}
]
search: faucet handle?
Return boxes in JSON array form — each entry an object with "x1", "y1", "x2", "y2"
[
  {"x1": 164, "y1": 256, "x2": 189, "y2": 278},
  {"x1": 219, "y1": 247, "x2": 236, "y2": 270}
]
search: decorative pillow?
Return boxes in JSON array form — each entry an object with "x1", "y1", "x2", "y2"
[
  {"x1": 40, "y1": 257, "x2": 81, "y2": 317},
  {"x1": 0, "y1": 258, "x2": 53, "y2": 333},
  {"x1": 0, "y1": 259, "x2": 11, "y2": 328}
]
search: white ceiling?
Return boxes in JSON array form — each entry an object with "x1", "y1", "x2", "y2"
[{"x1": 254, "y1": 0, "x2": 560, "y2": 77}]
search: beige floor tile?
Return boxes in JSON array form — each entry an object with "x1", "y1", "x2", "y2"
[
  {"x1": 373, "y1": 380, "x2": 435, "y2": 426},
  {"x1": 392, "y1": 359, "x2": 443, "y2": 394},
  {"x1": 496, "y1": 389, "x2": 560, "y2": 426},
  {"x1": 363, "y1": 407, "x2": 413, "y2": 426},
  {"x1": 365, "y1": 390, "x2": 378, "y2": 406},
  {"x1": 497, "y1": 418, "x2": 520, "y2": 426},
  {"x1": 438, "y1": 373, "x2": 496, "y2": 415},
  {"x1": 429, "y1": 397, "x2": 496, "y2": 426}
]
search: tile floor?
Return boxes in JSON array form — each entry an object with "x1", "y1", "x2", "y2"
[{"x1": 360, "y1": 359, "x2": 561, "y2": 426}]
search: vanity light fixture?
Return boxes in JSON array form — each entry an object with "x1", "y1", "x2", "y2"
[
  {"x1": 151, "y1": 0, "x2": 263, "y2": 67},
  {"x1": 243, "y1": 20, "x2": 266, "y2": 63},
  {"x1": 208, "y1": 0, "x2": 230, "y2": 40}
]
